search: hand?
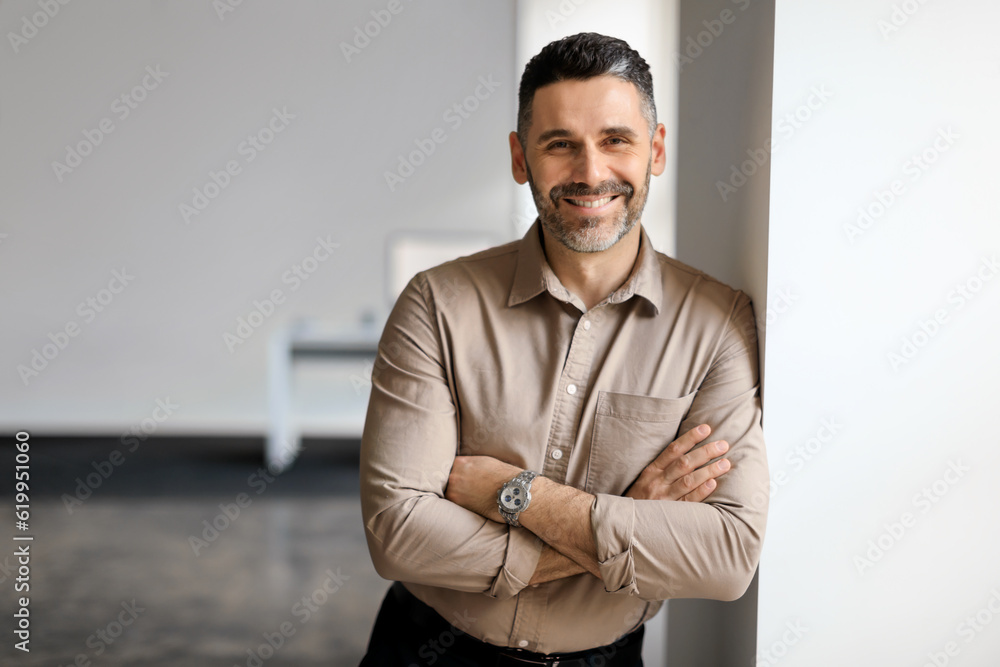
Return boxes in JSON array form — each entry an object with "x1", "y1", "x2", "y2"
[
  {"x1": 445, "y1": 455, "x2": 521, "y2": 523},
  {"x1": 624, "y1": 424, "x2": 730, "y2": 502}
]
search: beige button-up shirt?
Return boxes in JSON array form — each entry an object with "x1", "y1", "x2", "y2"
[{"x1": 360, "y1": 220, "x2": 768, "y2": 654}]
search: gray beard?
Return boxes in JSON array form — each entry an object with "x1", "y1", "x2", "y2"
[{"x1": 527, "y1": 159, "x2": 651, "y2": 254}]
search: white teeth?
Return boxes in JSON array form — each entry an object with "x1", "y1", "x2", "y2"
[{"x1": 568, "y1": 196, "x2": 614, "y2": 208}]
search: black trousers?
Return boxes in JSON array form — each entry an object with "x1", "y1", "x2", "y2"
[{"x1": 358, "y1": 582, "x2": 644, "y2": 667}]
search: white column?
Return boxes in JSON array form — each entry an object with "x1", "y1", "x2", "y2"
[{"x1": 759, "y1": 1, "x2": 1000, "y2": 664}]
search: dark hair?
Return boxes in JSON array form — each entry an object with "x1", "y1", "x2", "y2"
[{"x1": 517, "y1": 32, "x2": 656, "y2": 146}]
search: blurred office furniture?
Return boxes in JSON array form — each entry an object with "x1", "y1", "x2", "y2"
[{"x1": 266, "y1": 231, "x2": 496, "y2": 471}]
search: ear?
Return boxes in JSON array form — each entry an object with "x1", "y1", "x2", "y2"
[
  {"x1": 509, "y1": 131, "x2": 528, "y2": 185},
  {"x1": 650, "y1": 123, "x2": 667, "y2": 177}
]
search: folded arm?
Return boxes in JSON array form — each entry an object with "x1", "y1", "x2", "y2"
[
  {"x1": 447, "y1": 422, "x2": 735, "y2": 586},
  {"x1": 593, "y1": 293, "x2": 768, "y2": 601},
  {"x1": 359, "y1": 273, "x2": 543, "y2": 600},
  {"x1": 529, "y1": 545, "x2": 588, "y2": 586},
  {"x1": 446, "y1": 292, "x2": 769, "y2": 601}
]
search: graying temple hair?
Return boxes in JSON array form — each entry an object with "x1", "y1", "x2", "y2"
[{"x1": 517, "y1": 33, "x2": 657, "y2": 146}]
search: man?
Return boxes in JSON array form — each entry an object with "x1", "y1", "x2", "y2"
[{"x1": 359, "y1": 32, "x2": 768, "y2": 666}]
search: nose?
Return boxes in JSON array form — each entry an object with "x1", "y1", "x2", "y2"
[{"x1": 569, "y1": 143, "x2": 610, "y2": 189}]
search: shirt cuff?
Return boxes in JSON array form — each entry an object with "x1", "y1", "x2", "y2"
[
  {"x1": 487, "y1": 525, "x2": 545, "y2": 600},
  {"x1": 591, "y1": 493, "x2": 638, "y2": 596}
]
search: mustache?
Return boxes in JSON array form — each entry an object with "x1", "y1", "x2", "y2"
[{"x1": 549, "y1": 180, "x2": 633, "y2": 203}]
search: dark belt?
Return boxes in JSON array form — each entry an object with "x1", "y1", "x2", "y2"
[{"x1": 390, "y1": 581, "x2": 644, "y2": 667}]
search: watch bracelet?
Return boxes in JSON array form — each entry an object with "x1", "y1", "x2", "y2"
[{"x1": 499, "y1": 470, "x2": 538, "y2": 526}]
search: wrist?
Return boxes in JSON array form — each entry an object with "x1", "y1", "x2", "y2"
[{"x1": 497, "y1": 470, "x2": 540, "y2": 527}]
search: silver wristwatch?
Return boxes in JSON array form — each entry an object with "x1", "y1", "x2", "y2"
[{"x1": 497, "y1": 470, "x2": 538, "y2": 527}]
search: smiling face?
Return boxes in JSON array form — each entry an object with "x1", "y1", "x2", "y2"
[{"x1": 510, "y1": 75, "x2": 666, "y2": 254}]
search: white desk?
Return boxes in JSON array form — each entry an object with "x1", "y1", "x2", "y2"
[{"x1": 266, "y1": 320, "x2": 381, "y2": 472}]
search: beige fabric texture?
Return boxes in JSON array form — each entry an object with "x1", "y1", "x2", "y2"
[{"x1": 360, "y1": 220, "x2": 769, "y2": 654}]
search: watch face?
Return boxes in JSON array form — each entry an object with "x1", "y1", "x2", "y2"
[{"x1": 500, "y1": 484, "x2": 524, "y2": 512}]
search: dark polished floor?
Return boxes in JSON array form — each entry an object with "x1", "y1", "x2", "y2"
[{"x1": 0, "y1": 436, "x2": 386, "y2": 666}]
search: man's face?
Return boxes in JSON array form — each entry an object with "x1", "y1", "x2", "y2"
[{"x1": 510, "y1": 75, "x2": 666, "y2": 254}]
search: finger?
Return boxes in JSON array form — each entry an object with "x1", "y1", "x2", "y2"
[
  {"x1": 661, "y1": 439, "x2": 729, "y2": 485},
  {"x1": 680, "y1": 478, "x2": 718, "y2": 503},
  {"x1": 649, "y1": 424, "x2": 712, "y2": 471},
  {"x1": 668, "y1": 458, "x2": 730, "y2": 501}
]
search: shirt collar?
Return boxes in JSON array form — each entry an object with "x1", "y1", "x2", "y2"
[{"x1": 507, "y1": 218, "x2": 663, "y2": 314}]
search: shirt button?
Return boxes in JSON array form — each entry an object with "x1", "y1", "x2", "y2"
[
  {"x1": 518, "y1": 640, "x2": 529, "y2": 647},
  {"x1": 551, "y1": 449, "x2": 563, "y2": 460},
  {"x1": 567, "y1": 384, "x2": 577, "y2": 395},
  {"x1": 583, "y1": 319, "x2": 591, "y2": 330}
]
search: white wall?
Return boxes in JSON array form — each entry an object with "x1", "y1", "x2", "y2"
[
  {"x1": 759, "y1": 1, "x2": 1000, "y2": 664},
  {"x1": 0, "y1": 0, "x2": 517, "y2": 434}
]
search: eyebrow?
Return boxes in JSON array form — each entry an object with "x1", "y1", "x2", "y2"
[{"x1": 535, "y1": 126, "x2": 640, "y2": 145}]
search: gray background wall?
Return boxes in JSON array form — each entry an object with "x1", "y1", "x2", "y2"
[
  {"x1": 1, "y1": 0, "x2": 517, "y2": 434},
  {"x1": 671, "y1": 0, "x2": 773, "y2": 664}
]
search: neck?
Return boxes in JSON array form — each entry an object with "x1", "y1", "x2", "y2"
[{"x1": 540, "y1": 223, "x2": 643, "y2": 311}]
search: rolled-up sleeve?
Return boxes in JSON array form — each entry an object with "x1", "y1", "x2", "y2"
[
  {"x1": 359, "y1": 272, "x2": 543, "y2": 600},
  {"x1": 590, "y1": 292, "x2": 769, "y2": 602}
]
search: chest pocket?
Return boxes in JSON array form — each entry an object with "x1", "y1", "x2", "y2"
[{"x1": 585, "y1": 390, "x2": 697, "y2": 495}]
